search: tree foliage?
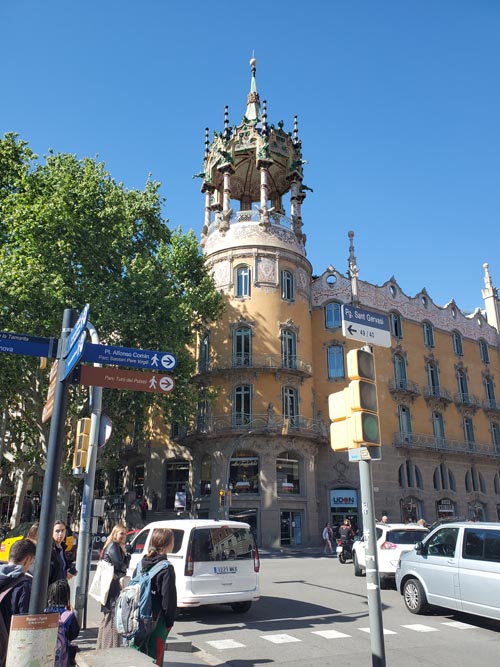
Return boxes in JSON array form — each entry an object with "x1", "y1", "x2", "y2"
[{"x1": 0, "y1": 133, "x2": 223, "y2": 476}]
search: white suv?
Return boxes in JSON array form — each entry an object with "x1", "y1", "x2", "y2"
[{"x1": 352, "y1": 523, "x2": 428, "y2": 588}]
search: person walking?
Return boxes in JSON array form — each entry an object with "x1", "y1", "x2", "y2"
[
  {"x1": 0, "y1": 539, "x2": 36, "y2": 667},
  {"x1": 322, "y1": 522, "x2": 333, "y2": 555},
  {"x1": 130, "y1": 528, "x2": 177, "y2": 666},
  {"x1": 49, "y1": 520, "x2": 77, "y2": 584},
  {"x1": 96, "y1": 524, "x2": 129, "y2": 649}
]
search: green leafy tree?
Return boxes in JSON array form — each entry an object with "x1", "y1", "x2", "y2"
[{"x1": 0, "y1": 133, "x2": 223, "y2": 521}]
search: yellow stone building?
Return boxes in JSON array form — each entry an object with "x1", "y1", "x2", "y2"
[{"x1": 141, "y1": 61, "x2": 500, "y2": 549}]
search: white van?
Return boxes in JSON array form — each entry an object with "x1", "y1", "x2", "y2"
[
  {"x1": 126, "y1": 519, "x2": 260, "y2": 613},
  {"x1": 396, "y1": 521, "x2": 500, "y2": 621}
]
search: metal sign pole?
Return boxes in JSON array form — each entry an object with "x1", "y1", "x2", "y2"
[
  {"x1": 359, "y1": 457, "x2": 386, "y2": 667},
  {"x1": 29, "y1": 308, "x2": 77, "y2": 614}
]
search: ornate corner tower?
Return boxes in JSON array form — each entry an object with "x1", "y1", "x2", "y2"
[{"x1": 191, "y1": 60, "x2": 325, "y2": 548}]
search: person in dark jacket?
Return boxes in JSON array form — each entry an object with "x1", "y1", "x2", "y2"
[
  {"x1": 96, "y1": 523, "x2": 129, "y2": 649},
  {"x1": 49, "y1": 520, "x2": 76, "y2": 584},
  {"x1": 131, "y1": 528, "x2": 177, "y2": 666},
  {"x1": 0, "y1": 539, "x2": 36, "y2": 667}
]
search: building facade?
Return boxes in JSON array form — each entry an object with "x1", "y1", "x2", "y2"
[{"x1": 117, "y1": 62, "x2": 500, "y2": 548}]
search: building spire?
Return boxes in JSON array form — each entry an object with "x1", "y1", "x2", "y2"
[
  {"x1": 348, "y1": 231, "x2": 360, "y2": 305},
  {"x1": 245, "y1": 57, "x2": 261, "y2": 121}
]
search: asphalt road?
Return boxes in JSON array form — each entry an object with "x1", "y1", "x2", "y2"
[{"x1": 81, "y1": 549, "x2": 500, "y2": 667}]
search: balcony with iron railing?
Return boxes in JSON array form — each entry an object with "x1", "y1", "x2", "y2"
[
  {"x1": 178, "y1": 413, "x2": 329, "y2": 442},
  {"x1": 207, "y1": 209, "x2": 294, "y2": 236},
  {"x1": 197, "y1": 354, "x2": 313, "y2": 377},
  {"x1": 422, "y1": 385, "x2": 453, "y2": 404},
  {"x1": 483, "y1": 398, "x2": 500, "y2": 414},
  {"x1": 393, "y1": 431, "x2": 500, "y2": 458},
  {"x1": 453, "y1": 392, "x2": 481, "y2": 409},
  {"x1": 388, "y1": 378, "x2": 420, "y2": 397}
]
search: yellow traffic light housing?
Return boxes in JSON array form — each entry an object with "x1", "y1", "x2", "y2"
[
  {"x1": 219, "y1": 489, "x2": 225, "y2": 507},
  {"x1": 328, "y1": 347, "x2": 380, "y2": 451},
  {"x1": 73, "y1": 417, "x2": 91, "y2": 472}
]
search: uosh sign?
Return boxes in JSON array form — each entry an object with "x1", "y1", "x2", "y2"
[{"x1": 330, "y1": 489, "x2": 358, "y2": 507}]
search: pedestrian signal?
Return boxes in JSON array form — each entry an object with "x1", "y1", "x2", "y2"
[{"x1": 219, "y1": 489, "x2": 225, "y2": 507}]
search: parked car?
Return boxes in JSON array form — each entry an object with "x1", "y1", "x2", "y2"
[
  {"x1": 352, "y1": 522, "x2": 429, "y2": 588},
  {"x1": 126, "y1": 518, "x2": 260, "y2": 613},
  {"x1": 396, "y1": 521, "x2": 500, "y2": 621}
]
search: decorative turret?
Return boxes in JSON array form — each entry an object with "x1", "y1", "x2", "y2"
[
  {"x1": 198, "y1": 59, "x2": 309, "y2": 257},
  {"x1": 482, "y1": 262, "x2": 500, "y2": 333}
]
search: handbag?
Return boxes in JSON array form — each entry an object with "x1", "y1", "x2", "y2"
[{"x1": 88, "y1": 558, "x2": 115, "y2": 605}]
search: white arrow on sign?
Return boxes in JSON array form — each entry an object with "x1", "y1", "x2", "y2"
[
  {"x1": 159, "y1": 375, "x2": 175, "y2": 392},
  {"x1": 161, "y1": 353, "x2": 176, "y2": 370}
]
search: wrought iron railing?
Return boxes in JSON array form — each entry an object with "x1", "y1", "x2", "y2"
[
  {"x1": 207, "y1": 209, "x2": 294, "y2": 236},
  {"x1": 453, "y1": 392, "x2": 481, "y2": 408},
  {"x1": 422, "y1": 386, "x2": 453, "y2": 402},
  {"x1": 388, "y1": 379, "x2": 420, "y2": 394},
  {"x1": 393, "y1": 431, "x2": 500, "y2": 457},
  {"x1": 182, "y1": 413, "x2": 329, "y2": 440},
  {"x1": 483, "y1": 398, "x2": 500, "y2": 411},
  {"x1": 197, "y1": 354, "x2": 313, "y2": 376}
]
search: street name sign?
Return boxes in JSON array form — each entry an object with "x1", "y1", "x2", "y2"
[
  {"x1": 0, "y1": 331, "x2": 55, "y2": 358},
  {"x1": 63, "y1": 332, "x2": 86, "y2": 380},
  {"x1": 81, "y1": 343, "x2": 177, "y2": 371},
  {"x1": 341, "y1": 305, "x2": 391, "y2": 348},
  {"x1": 78, "y1": 365, "x2": 175, "y2": 394},
  {"x1": 66, "y1": 304, "x2": 89, "y2": 355}
]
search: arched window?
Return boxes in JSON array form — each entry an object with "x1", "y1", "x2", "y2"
[
  {"x1": 398, "y1": 405, "x2": 412, "y2": 439},
  {"x1": 494, "y1": 472, "x2": 500, "y2": 495},
  {"x1": 233, "y1": 384, "x2": 252, "y2": 426},
  {"x1": 432, "y1": 411, "x2": 446, "y2": 447},
  {"x1": 463, "y1": 417, "x2": 475, "y2": 449},
  {"x1": 281, "y1": 269, "x2": 295, "y2": 301},
  {"x1": 282, "y1": 386, "x2": 299, "y2": 426},
  {"x1": 433, "y1": 463, "x2": 455, "y2": 491},
  {"x1": 393, "y1": 354, "x2": 407, "y2": 389},
  {"x1": 276, "y1": 452, "x2": 300, "y2": 494},
  {"x1": 465, "y1": 467, "x2": 485, "y2": 494},
  {"x1": 423, "y1": 322, "x2": 434, "y2": 348},
  {"x1": 398, "y1": 460, "x2": 424, "y2": 490},
  {"x1": 325, "y1": 302, "x2": 342, "y2": 329},
  {"x1": 235, "y1": 265, "x2": 251, "y2": 297},
  {"x1": 200, "y1": 455, "x2": 212, "y2": 496},
  {"x1": 427, "y1": 362, "x2": 440, "y2": 396},
  {"x1": 457, "y1": 369, "x2": 469, "y2": 402},
  {"x1": 480, "y1": 339, "x2": 490, "y2": 364},
  {"x1": 198, "y1": 333, "x2": 210, "y2": 373},
  {"x1": 229, "y1": 450, "x2": 259, "y2": 494},
  {"x1": 281, "y1": 330, "x2": 297, "y2": 369},
  {"x1": 485, "y1": 377, "x2": 496, "y2": 408},
  {"x1": 390, "y1": 311, "x2": 403, "y2": 339},
  {"x1": 327, "y1": 345, "x2": 344, "y2": 379},
  {"x1": 492, "y1": 423, "x2": 500, "y2": 452},
  {"x1": 452, "y1": 330, "x2": 463, "y2": 356},
  {"x1": 233, "y1": 327, "x2": 252, "y2": 367}
]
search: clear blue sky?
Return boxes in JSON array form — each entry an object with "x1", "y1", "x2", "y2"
[{"x1": 2, "y1": 1, "x2": 499, "y2": 314}]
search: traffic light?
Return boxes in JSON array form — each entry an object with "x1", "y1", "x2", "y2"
[
  {"x1": 219, "y1": 489, "x2": 225, "y2": 507},
  {"x1": 328, "y1": 347, "x2": 380, "y2": 451},
  {"x1": 72, "y1": 417, "x2": 91, "y2": 473}
]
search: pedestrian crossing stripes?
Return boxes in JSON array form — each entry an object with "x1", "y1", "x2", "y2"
[{"x1": 204, "y1": 621, "x2": 477, "y2": 650}]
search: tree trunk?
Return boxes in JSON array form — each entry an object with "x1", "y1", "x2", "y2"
[
  {"x1": 9, "y1": 466, "x2": 29, "y2": 528},
  {"x1": 56, "y1": 475, "x2": 72, "y2": 524}
]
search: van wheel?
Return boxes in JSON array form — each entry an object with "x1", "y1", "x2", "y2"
[
  {"x1": 231, "y1": 601, "x2": 252, "y2": 613},
  {"x1": 353, "y1": 553, "x2": 363, "y2": 577},
  {"x1": 403, "y1": 578, "x2": 429, "y2": 614}
]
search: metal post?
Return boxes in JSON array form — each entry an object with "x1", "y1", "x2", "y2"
[
  {"x1": 359, "y1": 458, "x2": 386, "y2": 666},
  {"x1": 29, "y1": 307, "x2": 76, "y2": 614},
  {"x1": 73, "y1": 322, "x2": 102, "y2": 625}
]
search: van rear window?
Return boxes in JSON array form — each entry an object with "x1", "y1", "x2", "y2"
[
  {"x1": 463, "y1": 528, "x2": 500, "y2": 562},
  {"x1": 386, "y1": 529, "x2": 428, "y2": 545},
  {"x1": 192, "y1": 527, "x2": 256, "y2": 561}
]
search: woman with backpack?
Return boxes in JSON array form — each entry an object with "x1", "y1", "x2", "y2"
[
  {"x1": 96, "y1": 524, "x2": 129, "y2": 649},
  {"x1": 45, "y1": 579, "x2": 80, "y2": 667},
  {"x1": 131, "y1": 528, "x2": 177, "y2": 666}
]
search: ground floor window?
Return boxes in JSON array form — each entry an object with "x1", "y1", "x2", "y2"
[
  {"x1": 229, "y1": 451, "x2": 259, "y2": 494},
  {"x1": 200, "y1": 455, "x2": 211, "y2": 496},
  {"x1": 329, "y1": 488, "x2": 359, "y2": 533},
  {"x1": 436, "y1": 497, "x2": 456, "y2": 520},
  {"x1": 400, "y1": 496, "x2": 421, "y2": 523},
  {"x1": 276, "y1": 452, "x2": 300, "y2": 494},
  {"x1": 165, "y1": 460, "x2": 191, "y2": 511},
  {"x1": 229, "y1": 508, "x2": 259, "y2": 543},
  {"x1": 467, "y1": 501, "x2": 485, "y2": 522},
  {"x1": 280, "y1": 510, "x2": 303, "y2": 546}
]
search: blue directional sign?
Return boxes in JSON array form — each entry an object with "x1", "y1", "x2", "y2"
[
  {"x1": 81, "y1": 343, "x2": 177, "y2": 371},
  {"x1": 66, "y1": 303, "x2": 90, "y2": 357},
  {"x1": 63, "y1": 332, "x2": 86, "y2": 380},
  {"x1": 341, "y1": 305, "x2": 391, "y2": 348},
  {"x1": 0, "y1": 331, "x2": 55, "y2": 358}
]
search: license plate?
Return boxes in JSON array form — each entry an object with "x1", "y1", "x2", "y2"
[{"x1": 213, "y1": 566, "x2": 238, "y2": 574}]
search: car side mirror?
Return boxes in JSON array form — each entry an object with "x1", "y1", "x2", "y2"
[{"x1": 415, "y1": 541, "x2": 427, "y2": 555}]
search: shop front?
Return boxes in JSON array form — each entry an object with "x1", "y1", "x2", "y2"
[
  {"x1": 436, "y1": 497, "x2": 457, "y2": 520},
  {"x1": 330, "y1": 488, "x2": 359, "y2": 534}
]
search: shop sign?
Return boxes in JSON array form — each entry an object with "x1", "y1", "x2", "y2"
[{"x1": 330, "y1": 489, "x2": 358, "y2": 507}]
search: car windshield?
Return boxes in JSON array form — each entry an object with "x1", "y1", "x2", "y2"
[{"x1": 385, "y1": 529, "x2": 428, "y2": 544}]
